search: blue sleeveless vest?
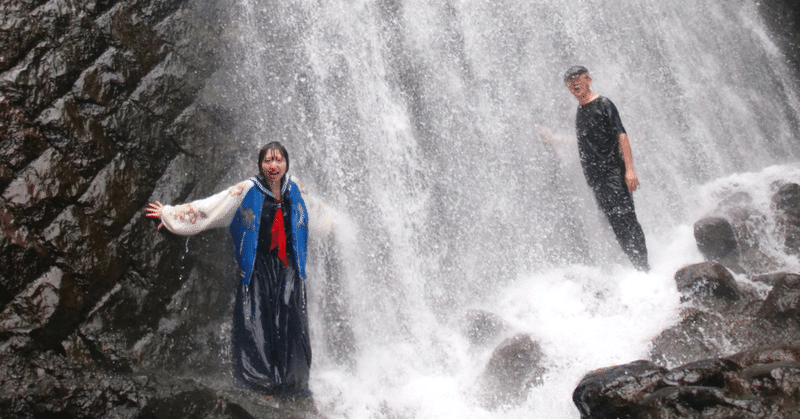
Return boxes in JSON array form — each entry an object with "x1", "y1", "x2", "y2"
[{"x1": 229, "y1": 176, "x2": 308, "y2": 285}]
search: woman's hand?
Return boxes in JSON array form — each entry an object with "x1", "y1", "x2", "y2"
[{"x1": 146, "y1": 201, "x2": 164, "y2": 230}]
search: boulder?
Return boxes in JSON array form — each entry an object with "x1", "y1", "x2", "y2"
[
  {"x1": 639, "y1": 385, "x2": 765, "y2": 419},
  {"x1": 464, "y1": 309, "x2": 507, "y2": 346},
  {"x1": 663, "y1": 358, "x2": 740, "y2": 388},
  {"x1": 752, "y1": 272, "x2": 800, "y2": 287},
  {"x1": 573, "y1": 360, "x2": 668, "y2": 419},
  {"x1": 758, "y1": 273, "x2": 800, "y2": 325},
  {"x1": 695, "y1": 187, "x2": 792, "y2": 275},
  {"x1": 574, "y1": 349, "x2": 800, "y2": 419},
  {"x1": 725, "y1": 346, "x2": 800, "y2": 368},
  {"x1": 675, "y1": 262, "x2": 741, "y2": 303},
  {"x1": 650, "y1": 308, "x2": 729, "y2": 367},
  {"x1": 479, "y1": 333, "x2": 546, "y2": 408},
  {"x1": 694, "y1": 216, "x2": 739, "y2": 262},
  {"x1": 772, "y1": 182, "x2": 800, "y2": 255}
]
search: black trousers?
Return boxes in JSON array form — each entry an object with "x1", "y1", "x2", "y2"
[{"x1": 590, "y1": 176, "x2": 649, "y2": 271}]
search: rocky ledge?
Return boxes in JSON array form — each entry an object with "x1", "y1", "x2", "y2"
[{"x1": 573, "y1": 182, "x2": 800, "y2": 419}]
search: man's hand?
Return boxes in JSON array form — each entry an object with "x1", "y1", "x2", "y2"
[
  {"x1": 625, "y1": 170, "x2": 640, "y2": 192},
  {"x1": 618, "y1": 133, "x2": 639, "y2": 192}
]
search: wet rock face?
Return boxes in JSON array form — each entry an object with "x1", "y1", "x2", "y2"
[
  {"x1": 573, "y1": 360, "x2": 669, "y2": 419},
  {"x1": 0, "y1": 267, "x2": 81, "y2": 350},
  {"x1": 0, "y1": 0, "x2": 263, "y2": 417},
  {"x1": 675, "y1": 262, "x2": 741, "y2": 304},
  {"x1": 773, "y1": 183, "x2": 800, "y2": 255},
  {"x1": 694, "y1": 217, "x2": 739, "y2": 262},
  {"x1": 600, "y1": 190, "x2": 800, "y2": 419},
  {"x1": 574, "y1": 348, "x2": 800, "y2": 419},
  {"x1": 692, "y1": 182, "x2": 800, "y2": 275},
  {"x1": 758, "y1": 273, "x2": 800, "y2": 324},
  {"x1": 758, "y1": 0, "x2": 800, "y2": 78},
  {"x1": 478, "y1": 333, "x2": 546, "y2": 409},
  {"x1": 621, "y1": 263, "x2": 800, "y2": 418}
]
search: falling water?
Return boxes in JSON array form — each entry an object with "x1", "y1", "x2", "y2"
[{"x1": 225, "y1": 0, "x2": 800, "y2": 417}]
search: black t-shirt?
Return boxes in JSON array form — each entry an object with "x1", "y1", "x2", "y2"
[{"x1": 575, "y1": 96, "x2": 626, "y2": 186}]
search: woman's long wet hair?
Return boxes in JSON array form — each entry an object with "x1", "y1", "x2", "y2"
[{"x1": 257, "y1": 141, "x2": 290, "y2": 179}]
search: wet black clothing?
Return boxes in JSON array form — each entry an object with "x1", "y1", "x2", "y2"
[
  {"x1": 575, "y1": 96, "x2": 649, "y2": 271},
  {"x1": 593, "y1": 177, "x2": 649, "y2": 271},
  {"x1": 232, "y1": 191, "x2": 311, "y2": 396},
  {"x1": 576, "y1": 96, "x2": 627, "y2": 186}
]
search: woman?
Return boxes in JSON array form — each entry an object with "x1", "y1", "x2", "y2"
[{"x1": 146, "y1": 141, "x2": 312, "y2": 398}]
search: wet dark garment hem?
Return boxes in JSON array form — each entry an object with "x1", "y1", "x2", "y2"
[{"x1": 235, "y1": 377, "x2": 312, "y2": 400}]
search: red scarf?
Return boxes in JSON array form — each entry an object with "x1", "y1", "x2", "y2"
[{"x1": 270, "y1": 200, "x2": 288, "y2": 267}]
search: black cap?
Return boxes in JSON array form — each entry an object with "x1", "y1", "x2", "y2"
[{"x1": 563, "y1": 66, "x2": 589, "y2": 83}]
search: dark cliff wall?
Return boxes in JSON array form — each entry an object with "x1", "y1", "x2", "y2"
[
  {"x1": 0, "y1": 0, "x2": 259, "y2": 416},
  {"x1": 758, "y1": 0, "x2": 800, "y2": 76}
]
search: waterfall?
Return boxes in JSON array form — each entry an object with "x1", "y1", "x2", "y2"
[{"x1": 228, "y1": 0, "x2": 800, "y2": 417}]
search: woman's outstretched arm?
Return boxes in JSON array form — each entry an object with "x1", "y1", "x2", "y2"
[{"x1": 145, "y1": 180, "x2": 253, "y2": 235}]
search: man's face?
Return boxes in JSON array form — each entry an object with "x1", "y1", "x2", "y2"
[{"x1": 566, "y1": 74, "x2": 591, "y2": 100}]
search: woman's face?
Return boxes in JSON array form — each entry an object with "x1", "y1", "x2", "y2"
[{"x1": 261, "y1": 149, "x2": 287, "y2": 183}]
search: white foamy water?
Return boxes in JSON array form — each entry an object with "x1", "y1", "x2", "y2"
[{"x1": 228, "y1": 0, "x2": 800, "y2": 417}]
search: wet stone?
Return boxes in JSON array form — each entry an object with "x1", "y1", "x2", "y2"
[
  {"x1": 12, "y1": 6, "x2": 108, "y2": 114},
  {"x1": 0, "y1": 203, "x2": 53, "y2": 303},
  {"x1": 0, "y1": 267, "x2": 81, "y2": 350},
  {"x1": 464, "y1": 309, "x2": 507, "y2": 346},
  {"x1": 694, "y1": 216, "x2": 739, "y2": 262},
  {"x1": 78, "y1": 153, "x2": 149, "y2": 234},
  {"x1": 95, "y1": 3, "x2": 168, "y2": 72},
  {"x1": 664, "y1": 358, "x2": 741, "y2": 388},
  {"x1": 0, "y1": 98, "x2": 49, "y2": 185},
  {"x1": 73, "y1": 47, "x2": 143, "y2": 107},
  {"x1": 675, "y1": 262, "x2": 741, "y2": 303},
  {"x1": 726, "y1": 347, "x2": 800, "y2": 368},
  {"x1": 640, "y1": 386, "x2": 765, "y2": 419},
  {"x1": 43, "y1": 205, "x2": 128, "y2": 286},
  {"x1": 758, "y1": 274, "x2": 800, "y2": 325},
  {"x1": 773, "y1": 182, "x2": 800, "y2": 255},
  {"x1": 752, "y1": 272, "x2": 800, "y2": 287},
  {"x1": 0, "y1": 1, "x2": 44, "y2": 72},
  {"x1": 2, "y1": 148, "x2": 89, "y2": 228},
  {"x1": 479, "y1": 333, "x2": 546, "y2": 409},
  {"x1": 37, "y1": 96, "x2": 118, "y2": 175},
  {"x1": 573, "y1": 360, "x2": 668, "y2": 419}
]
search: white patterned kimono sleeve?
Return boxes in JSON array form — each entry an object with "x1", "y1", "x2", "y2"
[{"x1": 160, "y1": 181, "x2": 253, "y2": 236}]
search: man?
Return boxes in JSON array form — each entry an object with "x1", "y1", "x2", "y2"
[{"x1": 564, "y1": 65, "x2": 649, "y2": 271}]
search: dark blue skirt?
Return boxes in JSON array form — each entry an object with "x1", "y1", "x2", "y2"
[{"x1": 232, "y1": 249, "x2": 311, "y2": 397}]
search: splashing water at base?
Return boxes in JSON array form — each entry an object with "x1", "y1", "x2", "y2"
[{"x1": 309, "y1": 265, "x2": 685, "y2": 418}]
